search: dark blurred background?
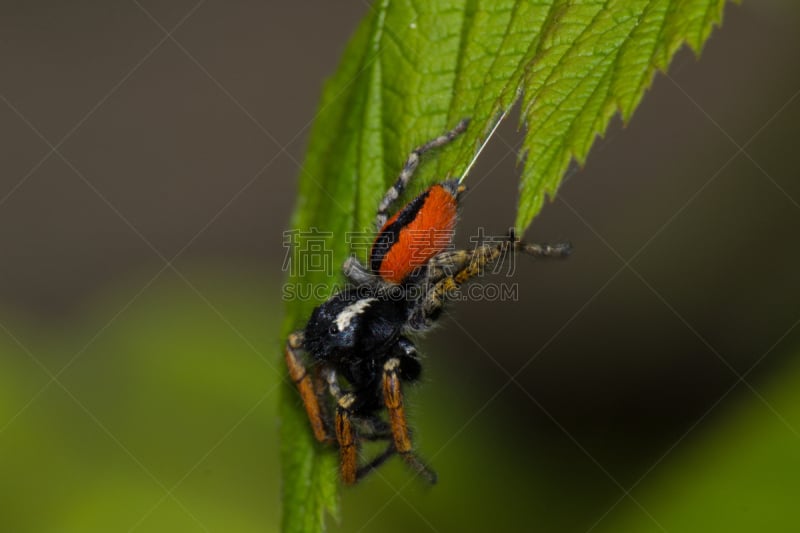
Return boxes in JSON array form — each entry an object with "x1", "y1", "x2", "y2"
[{"x1": 1, "y1": 1, "x2": 799, "y2": 532}]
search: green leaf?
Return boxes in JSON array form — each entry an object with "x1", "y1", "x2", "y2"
[{"x1": 280, "y1": 1, "x2": 728, "y2": 531}]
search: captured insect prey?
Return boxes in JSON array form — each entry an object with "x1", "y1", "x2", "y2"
[{"x1": 285, "y1": 119, "x2": 572, "y2": 485}]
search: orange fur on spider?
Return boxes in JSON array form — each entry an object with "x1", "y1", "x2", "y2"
[{"x1": 374, "y1": 184, "x2": 458, "y2": 284}]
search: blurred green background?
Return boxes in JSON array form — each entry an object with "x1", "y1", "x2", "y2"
[{"x1": 1, "y1": 1, "x2": 799, "y2": 532}]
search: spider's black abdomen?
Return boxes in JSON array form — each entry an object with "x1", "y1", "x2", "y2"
[{"x1": 304, "y1": 287, "x2": 408, "y2": 391}]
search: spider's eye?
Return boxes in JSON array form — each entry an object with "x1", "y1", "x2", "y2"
[{"x1": 328, "y1": 324, "x2": 339, "y2": 335}]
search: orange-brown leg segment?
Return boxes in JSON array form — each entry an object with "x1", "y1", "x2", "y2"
[
  {"x1": 382, "y1": 358, "x2": 437, "y2": 484},
  {"x1": 285, "y1": 331, "x2": 329, "y2": 443},
  {"x1": 335, "y1": 393, "x2": 359, "y2": 485}
]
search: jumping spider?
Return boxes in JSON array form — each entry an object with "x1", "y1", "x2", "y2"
[{"x1": 285, "y1": 119, "x2": 571, "y2": 484}]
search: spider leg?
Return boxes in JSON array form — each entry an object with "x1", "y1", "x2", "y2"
[
  {"x1": 346, "y1": 415, "x2": 398, "y2": 482},
  {"x1": 284, "y1": 331, "x2": 330, "y2": 443},
  {"x1": 355, "y1": 337, "x2": 423, "y2": 480},
  {"x1": 334, "y1": 393, "x2": 360, "y2": 485},
  {"x1": 410, "y1": 244, "x2": 506, "y2": 328},
  {"x1": 312, "y1": 365, "x2": 333, "y2": 431},
  {"x1": 322, "y1": 367, "x2": 371, "y2": 485},
  {"x1": 375, "y1": 119, "x2": 469, "y2": 230},
  {"x1": 285, "y1": 332, "x2": 370, "y2": 484},
  {"x1": 343, "y1": 256, "x2": 381, "y2": 287},
  {"x1": 356, "y1": 444, "x2": 397, "y2": 481},
  {"x1": 321, "y1": 352, "x2": 433, "y2": 484},
  {"x1": 335, "y1": 393, "x2": 397, "y2": 483},
  {"x1": 382, "y1": 357, "x2": 437, "y2": 484},
  {"x1": 515, "y1": 239, "x2": 573, "y2": 259},
  {"x1": 411, "y1": 236, "x2": 571, "y2": 328}
]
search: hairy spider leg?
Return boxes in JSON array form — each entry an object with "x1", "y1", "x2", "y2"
[
  {"x1": 285, "y1": 331, "x2": 330, "y2": 443},
  {"x1": 322, "y1": 366, "x2": 405, "y2": 484},
  {"x1": 334, "y1": 393, "x2": 360, "y2": 485},
  {"x1": 336, "y1": 409, "x2": 407, "y2": 484},
  {"x1": 342, "y1": 255, "x2": 381, "y2": 288},
  {"x1": 516, "y1": 240, "x2": 573, "y2": 259},
  {"x1": 355, "y1": 444, "x2": 397, "y2": 482},
  {"x1": 412, "y1": 237, "x2": 572, "y2": 327},
  {"x1": 317, "y1": 366, "x2": 360, "y2": 485},
  {"x1": 382, "y1": 358, "x2": 437, "y2": 484},
  {"x1": 375, "y1": 119, "x2": 469, "y2": 230}
]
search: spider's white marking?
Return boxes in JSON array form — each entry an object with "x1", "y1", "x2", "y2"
[
  {"x1": 459, "y1": 108, "x2": 509, "y2": 184},
  {"x1": 335, "y1": 298, "x2": 377, "y2": 331}
]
